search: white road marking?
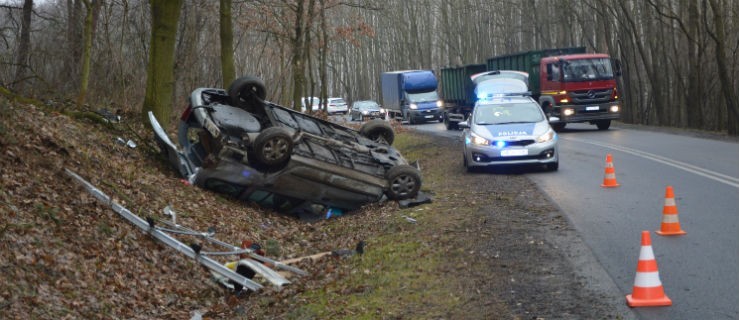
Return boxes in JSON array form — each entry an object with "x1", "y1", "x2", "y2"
[{"x1": 562, "y1": 137, "x2": 739, "y2": 189}]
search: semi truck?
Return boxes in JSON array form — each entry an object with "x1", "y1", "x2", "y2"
[
  {"x1": 486, "y1": 47, "x2": 621, "y2": 130},
  {"x1": 380, "y1": 70, "x2": 443, "y2": 124},
  {"x1": 440, "y1": 64, "x2": 529, "y2": 130}
]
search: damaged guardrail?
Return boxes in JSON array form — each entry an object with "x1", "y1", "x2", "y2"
[{"x1": 65, "y1": 168, "x2": 306, "y2": 293}]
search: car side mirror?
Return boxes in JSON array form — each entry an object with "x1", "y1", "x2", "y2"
[{"x1": 458, "y1": 121, "x2": 470, "y2": 129}]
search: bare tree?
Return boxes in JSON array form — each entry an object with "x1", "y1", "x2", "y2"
[
  {"x1": 143, "y1": 0, "x2": 183, "y2": 127},
  {"x1": 220, "y1": 0, "x2": 235, "y2": 87},
  {"x1": 77, "y1": 0, "x2": 100, "y2": 105},
  {"x1": 705, "y1": 0, "x2": 739, "y2": 134},
  {"x1": 0, "y1": 0, "x2": 735, "y2": 135},
  {"x1": 11, "y1": 0, "x2": 33, "y2": 92}
]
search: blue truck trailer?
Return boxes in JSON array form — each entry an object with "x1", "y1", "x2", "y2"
[{"x1": 380, "y1": 70, "x2": 443, "y2": 124}]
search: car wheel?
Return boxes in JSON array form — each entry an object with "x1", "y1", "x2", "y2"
[
  {"x1": 359, "y1": 119, "x2": 395, "y2": 145},
  {"x1": 546, "y1": 162, "x2": 559, "y2": 171},
  {"x1": 443, "y1": 115, "x2": 458, "y2": 130},
  {"x1": 543, "y1": 103, "x2": 554, "y2": 118},
  {"x1": 464, "y1": 154, "x2": 479, "y2": 173},
  {"x1": 596, "y1": 120, "x2": 611, "y2": 130},
  {"x1": 385, "y1": 165, "x2": 421, "y2": 200},
  {"x1": 228, "y1": 76, "x2": 267, "y2": 114},
  {"x1": 252, "y1": 127, "x2": 293, "y2": 171}
]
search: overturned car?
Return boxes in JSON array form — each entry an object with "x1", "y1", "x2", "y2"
[{"x1": 150, "y1": 76, "x2": 422, "y2": 216}]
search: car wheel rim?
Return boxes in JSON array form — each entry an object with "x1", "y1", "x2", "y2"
[
  {"x1": 263, "y1": 137, "x2": 289, "y2": 161},
  {"x1": 373, "y1": 135, "x2": 388, "y2": 144},
  {"x1": 391, "y1": 175, "x2": 416, "y2": 197}
]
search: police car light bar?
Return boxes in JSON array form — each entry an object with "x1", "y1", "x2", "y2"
[{"x1": 477, "y1": 91, "x2": 532, "y2": 100}]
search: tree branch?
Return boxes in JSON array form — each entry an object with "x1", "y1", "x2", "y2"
[{"x1": 645, "y1": 0, "x2": 695, "y2": 43}]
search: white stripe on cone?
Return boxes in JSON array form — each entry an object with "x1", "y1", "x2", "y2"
[
  {"x1": 638, "y1": 246, "x2": 656, "y2": 260},
  {"x1": 633, "y1": 271, "x2": 663, "y2": 288},
  {"x1": 661, "y1": 215, "x2": 680, "y2": 223}
]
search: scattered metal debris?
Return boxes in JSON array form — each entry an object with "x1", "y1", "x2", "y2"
[
  {"x1": 96, "y1": 108, "x2": 121, "y2": 123},
  {"x1": 115, "y1": 137, "x2": 136, "y2": 148},
  {"x1": 398, "y1": 191, "x2": 433, "y2": 208},
  {"x1": 401, "y1": 215, "x2": 418, "y2": 224},
  {"x1": 65, "y1": 168, "x2": 305, "y2": 293},
  {"x1": 275, "y1": 241, "x2": 366, "y2": 266}
]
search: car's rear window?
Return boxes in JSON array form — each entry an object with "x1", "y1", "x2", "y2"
[{"x1": 356, "y1": 102, "x2": 379, "y2": 110}]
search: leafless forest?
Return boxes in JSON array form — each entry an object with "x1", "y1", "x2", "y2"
[{"x1": 1, "y1": 0, "x2": 737, "y2": 133}]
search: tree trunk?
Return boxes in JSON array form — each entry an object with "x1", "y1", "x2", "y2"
[
  {"x1": 319, "y1": 0, "x2": 328, "y2": 111},
  {"x1": 66, "y1": 0, "x2": 83, "y2": 92},
  {"x1": 143, "y1": 0, "x2": 183, "y2": 127},
  {"x1": 707, "y1": 0, "x2": 739, "y2": 135},
  {"x1": 290, "y1": 0, "x2": 306, "y2": 110},
  {"x1": 12, "y1": 0, "x2": 33, "y2": 92},
  {"x1": 77, "y1": 0, "x2": 95, "y2": 106},
  {"x1": 219, "y1": 0, "x2": 235, "y2": 87},
  {"x1": 685, "y1": 0, "x2": 704, "y2": 129}
]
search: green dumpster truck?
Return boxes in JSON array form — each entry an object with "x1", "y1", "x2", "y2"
[{"x1": 440, "y1": 64, "x2": 530, "y2": 130}]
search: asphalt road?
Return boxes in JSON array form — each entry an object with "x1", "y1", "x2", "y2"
[{"x1": 403, "y1": 119, "x2": 739, "y2": 319}]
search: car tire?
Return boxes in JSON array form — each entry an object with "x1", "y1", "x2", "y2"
[
  {"x1": 385, "y1": 165, "x2": 421, "y2": 200},
  {"x1": 596, "y1": 120, "x2": 611, "y2": 130},
  {"x1": 228, "y1": 76, "x2": 267, "y2": 114},
  {"x1": 252, "y1": 127, "x2": 293, "y2": 171},
  {"x1": 546, "y1": 162, "x2": 559, "y2": 171},
  {"x1": 359, "y1": 119, "x2": 395, "y2": 145},
  {"x1": 464, "y1": 154, "x2": 479, "y2": 173},
  {"x1": 543, "y1": 103, "x2": 554, "y2": 118},
  {"x1": 443, "y1": 115, "x2": 458, "y2": 130}
]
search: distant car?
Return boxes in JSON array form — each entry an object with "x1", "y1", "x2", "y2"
[
  {"x1": 149, "y1": 76, "x2": 422, "y2": 216},
  {"x1": 350, "y1": 100, "x2": 385, "y2": 121},
  {"x1": 326, "y1": 97, "x2": 349, "y2": 114},
  {"x1": 300, "y1": 97, "x2": 321, "y2": 113},
  {"x1": 459, "y1": 94, "x2": 558, "y2": 172}
]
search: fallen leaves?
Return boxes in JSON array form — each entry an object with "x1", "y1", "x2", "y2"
[{"x1": 0, "y1": 99, "x2": 386, "y2": 318}]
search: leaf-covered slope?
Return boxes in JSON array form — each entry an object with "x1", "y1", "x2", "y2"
[{"x1": 0, "y1": 100, "x2": 377, "y2": 318}]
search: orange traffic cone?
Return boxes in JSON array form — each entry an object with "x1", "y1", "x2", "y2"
[
  {"x1": 601, "y1": 153, "x2": 620, "y2": 188},
  {"x1": 656, "y1": 186, "x2": 686, "y2": 236},
  {"x1": 626, "y1": 231, "x2": 672, "y2": 307}
]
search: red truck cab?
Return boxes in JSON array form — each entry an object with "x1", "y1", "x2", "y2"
[{"x1": 538, "y1": 53, "x2": 621, "y2": 130}]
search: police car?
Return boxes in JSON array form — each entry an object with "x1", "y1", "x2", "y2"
[{"x1": 459, "y1": 86, "x2": 559, "y2": 172}]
